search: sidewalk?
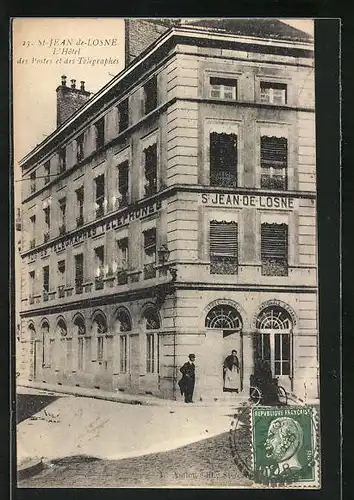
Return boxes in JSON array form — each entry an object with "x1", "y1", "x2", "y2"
[{"x1": 17, "y1": 379, "x2": 247, "y2": 407}]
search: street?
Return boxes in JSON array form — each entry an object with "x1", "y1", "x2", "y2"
[{"x1": 17, "y1": 387, "x2": 252, "y2": 488}]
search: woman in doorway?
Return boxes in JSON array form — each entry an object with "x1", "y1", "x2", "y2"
[{"x1": 223, "y1": 349, "x2": 240, "y2": 392}]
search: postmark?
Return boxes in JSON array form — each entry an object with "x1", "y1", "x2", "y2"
[{"x1": 251, "y1": 405, "x2": 320, "y2": 488}]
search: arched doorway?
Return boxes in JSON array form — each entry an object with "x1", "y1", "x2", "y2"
[
  {"x1": 255, "y1": 305, "x2": 292, "y2": 390},
  {"x1": 205, "y1": 304, "x2": 243, "y2": 396}
]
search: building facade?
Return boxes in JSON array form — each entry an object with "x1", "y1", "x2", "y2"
[{"x1": 17, "y1": 20, "x2": 318, "y2": 402}]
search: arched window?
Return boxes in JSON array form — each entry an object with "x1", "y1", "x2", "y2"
[
  {"x1": 205, "y1": 305, "x2": 242, "y2": 330},
  {"x1": 256, "y1": 306, "x2": 292, "y2": 331},
  {"x1": 115, "y1": 309, "x2": 132, "y2": 332},
  {"x1": 41, "y1": 321, "x2": 49, "y2": 366},
  {"x1": 144, "y1": 308, "x2": 160, "y2": 330},
  {"x1": 255, "y1": 306, "x2": 292, "y2": 377},
  {"x1": 74, "y1": 316, "x2": 86, "y2": 371},
  {"x1": 143, "y1": 308, "x2": 160, "y2": 374},
  {"x1": 57, "y1": 318, "x2": 67, "y2": 336},
  {"x1": 73, "y1": 315, "x2": 86, "y2": 335},
  {"x1": 92, "y1": 312, "x2": 107, "y2": 362}
]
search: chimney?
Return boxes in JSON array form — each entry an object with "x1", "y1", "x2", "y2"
[{"x1": 56, "y1": 75, "x2": 92, "y2": 127}]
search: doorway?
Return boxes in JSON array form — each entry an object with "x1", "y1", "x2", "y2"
[{"x1": 204, "y1": 304, "x2": 244, "y2": 398}]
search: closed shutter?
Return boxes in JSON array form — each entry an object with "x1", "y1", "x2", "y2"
[
  {"x1": 210, "y1": 220, "x2": 238, "y2": 258},
  {"x1": 210, "y1": 132, "x2": 237, "y2": 172},
  {"x1": 261, "y1": 223, "x2": 288, "y2": 260},
  {"x1": 260, "y1": 136, "x2": 287, "y2": 168},
  {"x1": 75, "y1": 254, "x2": 84, "y2": 285}
]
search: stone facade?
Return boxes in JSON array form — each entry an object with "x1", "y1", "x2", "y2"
[{"x1": 18, "y1": 21, "x2": 317, "y2": 402}]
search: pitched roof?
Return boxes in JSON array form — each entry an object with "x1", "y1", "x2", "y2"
[{"x1": 182, "y1": 18, "x2": 313, "y2": 43}]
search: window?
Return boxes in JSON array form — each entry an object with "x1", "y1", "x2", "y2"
[
  {"x1": 30, "y1": 215, "x2": 36, "y2": 248},
  {"x1": 261, "y1": 223, "x2": 288, "y2": 276},
  {"x1": 75, "y1": 253, "x2": 84, "y2": 294},
  {"x1": 210, "y1": 77, "x2": 237, "y2": 100},
  {"x1": 58, "y1": 148, "x2": 66, "y2": 173},
  {"x1": 58, "y1": 260, "x2": 66, "y2": 297},
  {"x1": 210, "y1": 132, "x2": 237, "y2": 188},
  {"x1": 255, "y1": 306, "x2": 292, "y2": 376},
  {"x1": 118, "y1": 161, "x2": 129, "y2": 207},
  {"x1": 144, "y1": 76, "x2": 157, "y2": 115},
  {"x1": 95, "y1": 174, "x2": 105, "y2": 218},
  {"x1": 143, "y1": 143, "x2": 157, "y2": 197},
  {"x1": 49, "y1": 339, "x2": 55, "y2": 368},
  {"x1": 93, "y1": 313, "x2": 107, "y2": 362},
  {"x1": 30, "y1": 171, "x2": 36, "y2": 194},
  {"x1": 117, "y1": 238, "x2": 129, "y2": 284},
  {"x1": 75, "y1": 316, "x2": 86, "y2": 370},
  {"x1": 144, "y1": 308, "x2": 160, "y2": 330},
  {"x1": 205, "y1": 305, "x2": 242, "y2": 329},
  {"x1": 97, "y1": 336, "x2": 104, "y2": 362},
  {"x1": 43, "y1": 265, "x2": 49, "y2": 301},
  {"x1": 95, "y1": 118, "x2": 105, "y2": 150},
  {"x1": 143, "y1": 228, "x2": 156, "y2": 279},
  {"x1": 29, "y1": 270, "x2": 35, "y2": 302},
  {"x1": 94, "y1": 246, "x2": 104, "y2": 289},
  {"x1": 43, "y1": 207, "x2": 50, "y2": 242},
  {"x1": 118, "y1": 99, "x2": 129, "y2": 132},
  {"x1": 260, "y1": 135, "x2": 288, "y2": 190},
  {"x1": 210, "y1": 220, "x2": 238, "y2": 274},
  {"x1": 120, "y1": 335, "x2": 128, "y2": 373},
  {"x1": 44, "y1": 161, "x2": 50, "y2": 184},
  {"x1": 59, "y1": 198, "x2": 66, "y2": 235},
  {"x1": 78, "y1": 337, "x2": 84, "y2": 370},
  {"x1": 76, "y1": 186, "x2": 84, "y2": 227},
  {"x1": 146, "y1": 333, "x2": 155, "y2": 373},
  {"x1": 76, "y1": 133, "x2": 85, "y2": 163},
  {"x1": 260, "y1": 82, "x2": 287, "y2": 105}
]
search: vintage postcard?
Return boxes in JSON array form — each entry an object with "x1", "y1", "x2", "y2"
[{"x1": 13, "y1": 17, "x2": 320, "y2": 488}]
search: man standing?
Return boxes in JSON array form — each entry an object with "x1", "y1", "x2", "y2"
[{"x1": 178, "y1": 354, "x2": 196, "y2": 403}]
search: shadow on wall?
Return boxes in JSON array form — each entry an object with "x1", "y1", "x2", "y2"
[{"x1": 16, "y1": 393, "x2": 60, "y2": 424}]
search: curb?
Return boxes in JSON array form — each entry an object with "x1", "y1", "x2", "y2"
[
  {"x1": 17, "y1": 458, "x2": 45, "y2": 481},
  {"x1": 17, "y1": 381, "x2": 248, "y2": 408}
]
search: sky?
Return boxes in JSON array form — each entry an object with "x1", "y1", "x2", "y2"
[{"x1": 12, "y1": 18, "x2": 313, "y2": 174}]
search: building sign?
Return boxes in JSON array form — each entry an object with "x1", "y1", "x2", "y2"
[
  {"x1": 201, "y1": 193, "x2": 296, "y2": 210},
  {"x1": 26, "y1": 198, "x2": 161, "y2": 261}
]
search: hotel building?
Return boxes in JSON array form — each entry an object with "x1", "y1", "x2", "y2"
[{"x1": 17, "y1": 19, "x2": 318, "y2": 402}]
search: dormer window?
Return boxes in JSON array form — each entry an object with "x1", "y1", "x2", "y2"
[{"x1": 210, "y1": 77, "x2": 237, "y2": 100}]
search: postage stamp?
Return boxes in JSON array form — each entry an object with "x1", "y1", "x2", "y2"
[{"x1": 251, "y1": 405, "x2": 320, "y2": 488}]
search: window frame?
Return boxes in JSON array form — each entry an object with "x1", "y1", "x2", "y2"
[
  {"x1": 260, "y1": 81, "x2": 288, "y2": 105},
  {"x1": 143, "y1": 75, "x2": 158, "y2": 115},
  {"x1": 209, "y1": 76, "x2": 238, "y2": 100},
  {"x1": 94, "y1": 117, "x2": 105, "y2": 150}
]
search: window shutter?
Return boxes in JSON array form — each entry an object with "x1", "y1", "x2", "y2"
[
  {"x1": 261, "y1": 223, "x2": 288, "y2": 260},
  {"x1": 210, "y1": 132, "x2": 237, "y2": 172},
  {"x1": 210, "y1": 221, "x2": 238, "y2": 258},
  {"x1": 260, "y1": 136, "x2": 287, "y2": 168}
]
